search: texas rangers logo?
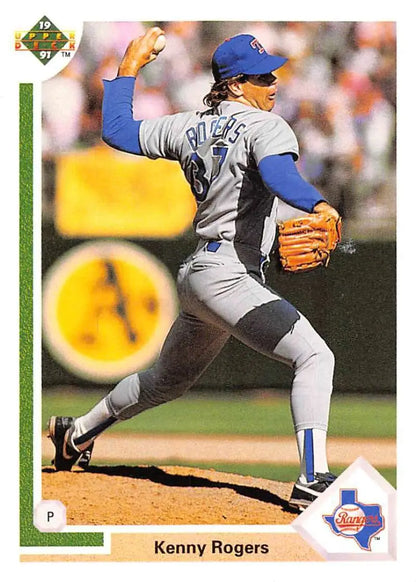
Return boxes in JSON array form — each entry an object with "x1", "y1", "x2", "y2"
[
  {"x1": 250, "y1": 38, "x2": 265, "y2": 53},
  {"x1": 323, "y1": 489, "x2": 384, "y2": 551}
]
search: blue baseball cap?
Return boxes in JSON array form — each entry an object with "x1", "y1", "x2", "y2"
[{"x1": 212, "y1": 34, "x2": 288, "y2": 82}]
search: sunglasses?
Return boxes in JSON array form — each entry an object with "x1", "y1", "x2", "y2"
[{"x1": 242, "y1": 73, "x2": 278, "y2": 86}]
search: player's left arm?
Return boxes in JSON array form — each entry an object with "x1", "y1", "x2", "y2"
[
  {"x1": 101, "y1": 77, "x2": 142, "y2": 154},
  {"x1": 101, "y1": 27, "x2": 165, "y2": 155}
]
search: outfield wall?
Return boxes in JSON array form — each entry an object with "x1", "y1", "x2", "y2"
[{"x1": 41, "y1": 224, "x2": 396, "y2": 394}]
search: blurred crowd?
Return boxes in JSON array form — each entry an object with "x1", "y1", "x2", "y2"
[{"x1": 42, "y1": 21, "x2": 396, "y2": 235}]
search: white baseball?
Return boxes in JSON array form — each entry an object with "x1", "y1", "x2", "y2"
[
  {"x1": 153, "y1": 35, "x2": 166, "y2": 54},
  {"x1": 334, "y1": 504, "x2": 366, "y2": 535}
]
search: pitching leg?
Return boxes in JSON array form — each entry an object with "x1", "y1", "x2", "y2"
[{"x1": 70, "y1": 311, "x2": 229, "y2": 449}]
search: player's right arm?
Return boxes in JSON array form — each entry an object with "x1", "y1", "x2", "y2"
[
  {"x1": 101, "y1": 27, "x2": 165, "y2": 155},
  {"x1": 252, "y1": 116, "x2": 337, "y2": 216},
  {"x1": 258, "y1": 153, "x2": 328, "y2": 213}
]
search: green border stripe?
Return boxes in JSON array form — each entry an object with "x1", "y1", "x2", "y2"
[{"x1": 19, "y1": 83, "x2": 103, "y2": 548}]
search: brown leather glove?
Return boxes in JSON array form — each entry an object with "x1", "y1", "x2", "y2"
[{"x1": 277, "y1": 213, "x2": 342, "y2": 273}]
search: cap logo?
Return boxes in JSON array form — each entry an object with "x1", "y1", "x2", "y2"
[{"x1": 249, "y1": 38, "x2": 265, "y2": 54}]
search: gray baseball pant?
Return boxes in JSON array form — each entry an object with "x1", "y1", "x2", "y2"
[{"x1": 105, "y1": 241, "x2": 334, "y2": 433}]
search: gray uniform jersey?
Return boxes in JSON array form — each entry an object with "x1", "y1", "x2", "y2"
[{"x1": 139, "y1": 101, "x2": 299, "y2": 258}]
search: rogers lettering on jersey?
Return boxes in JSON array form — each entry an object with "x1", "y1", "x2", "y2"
[{"x1": 185, "y1": 116, "x2": 247, "y2": 151}]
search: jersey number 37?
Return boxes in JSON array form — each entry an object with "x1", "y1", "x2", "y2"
[{"x1": 188, "y1": 144, "x2": 228, "y2": 203}]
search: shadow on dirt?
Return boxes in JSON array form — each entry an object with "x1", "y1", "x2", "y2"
[{"x1": 47, "y1": 464, "x2": 298, "y2": 514}]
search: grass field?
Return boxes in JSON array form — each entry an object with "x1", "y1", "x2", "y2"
[
  {"x1": 42, "y1": 388, "x2": 396, "y2": 438},
  {"x1": 42, "y1": 388, "x2": 396, "y2": 486}
]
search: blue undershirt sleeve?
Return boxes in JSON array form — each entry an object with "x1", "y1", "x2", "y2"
[
  {"x1": 102, "y1": 76, "x2": 142, "y2": 155},
  {"x1": 258, "y1": 153, "x2": 326, "y2": 213}
]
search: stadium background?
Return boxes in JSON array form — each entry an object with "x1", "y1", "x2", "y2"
[{"x1": 41, "y1": 21, "x2": 396, "y2": 490}]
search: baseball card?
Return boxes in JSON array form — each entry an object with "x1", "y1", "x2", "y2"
[{"x1": 3, "y1": 1, "x2": 411, "y2": 579}]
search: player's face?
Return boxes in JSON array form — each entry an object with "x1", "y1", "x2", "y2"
[{"x1": 240, "y1": 72, "x2": 279, "y2": 111}]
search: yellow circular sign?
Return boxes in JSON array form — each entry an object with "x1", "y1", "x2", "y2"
[{"x1": 43, "y1": 240, "x2": 177, "y2": 382}]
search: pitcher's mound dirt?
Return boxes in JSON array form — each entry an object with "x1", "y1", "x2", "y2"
[{"x1": 42, "y1": 464, "x2": 298, "y2": 525}]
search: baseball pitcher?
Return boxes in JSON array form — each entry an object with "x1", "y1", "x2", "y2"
[{"x1": 48, "y1": 27, "x2": 341, "y2": 512}]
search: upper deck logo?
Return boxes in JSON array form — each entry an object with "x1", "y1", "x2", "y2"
[
  {"x1": 15, "y1": 16, "x2": 75, "y2": 65},
  {"x1": 323, "y1": 489, "x2": 385, "y2": 551}
]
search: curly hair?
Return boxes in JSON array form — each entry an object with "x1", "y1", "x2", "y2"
[{"x1": 203, "y1": 74, "x2": 247, "y2": 107}]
